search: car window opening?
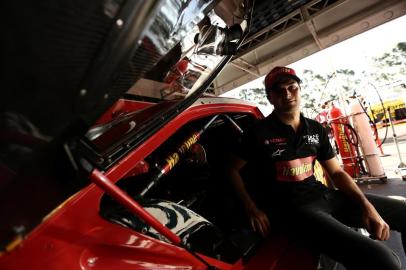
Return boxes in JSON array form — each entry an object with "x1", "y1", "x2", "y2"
[{"x1": 99, "y1": 112, "x2": 259, "y2": 263}]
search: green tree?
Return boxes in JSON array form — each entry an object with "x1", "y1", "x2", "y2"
[
  {"x1": 335, "y1": 69, "x2": 361, "y2": 101},
  {"x1": 368, "y1": 42, "x2": 406, "y2": 95},
  {"x1": 362, "y1": 42, "x2": 406, "y2": 96},
  {"x1": 300, "y1": 69, "x2": 338, "y2": 117},
  {"x1": 228, "y1": 42, "x2": 406, "y2": 117},
  {"x1": 373, "y1": 42, "x2": 406, "y2": 82},
  {"x1": 237, "y1": 87, "x2": 269, "y2": 106}
]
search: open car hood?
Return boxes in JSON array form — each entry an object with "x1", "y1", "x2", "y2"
[
  {"x1": 0, "y1": 0, "x2": 252, "y2": 247},
  {"x1": 1, "y1": 0, "x2": 250, "y2": 169},
  {"x1": 75, "y1": 0, "x2": 252, "y2": 170}
]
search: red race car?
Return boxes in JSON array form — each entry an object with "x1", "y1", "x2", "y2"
[{"x1": 0, "y1": 0, "x2": 319, "y2": 269}]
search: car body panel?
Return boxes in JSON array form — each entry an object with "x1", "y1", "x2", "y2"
[
  {"x1": 1, "y1": 0, "x2": 321, "y2": 269},
  {"x1": 0, "y1": 0, "x2": 246, "y2": 246},
  {"x1": 0, "y1": 98, "x2": 317, "y2": 269}
]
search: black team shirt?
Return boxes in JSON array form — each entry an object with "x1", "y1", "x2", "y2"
[{"x1": 238, "y1": 112, "x2": 335, "y2": 210}]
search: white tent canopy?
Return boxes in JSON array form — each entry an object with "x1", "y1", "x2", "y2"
[{"x1": 214, "y1": 0, "x2": 406, "y2": 95}]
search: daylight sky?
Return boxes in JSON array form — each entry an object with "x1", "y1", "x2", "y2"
[
  {"x1": 225, "y1": 14, "x2": 406, "y2": 96},
  {"x1": 292, "y1": 14, "x2": 406, "y2": 77}
]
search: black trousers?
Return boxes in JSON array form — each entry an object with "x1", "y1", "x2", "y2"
[{"x1": 270, "y1": 191, "x2": 406, "y2": 270}]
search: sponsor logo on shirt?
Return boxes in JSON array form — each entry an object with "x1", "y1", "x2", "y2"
[
  {"x1": 303, "y1": 134, "x2": 319, "y2": 145},
  {"x1": 275, "y1": 156, "x2": 315, "y2": 181},
  {"x1": 272, "y1": 149, "x2": 285, "y2": 157},
  {"x1": 264, "y1": 137, "x2": 288, "y2": 145},
  {"x1": 269, "y1": 138, "x2": 287, "y2": 143}
]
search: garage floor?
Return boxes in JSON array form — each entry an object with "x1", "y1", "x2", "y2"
[
  {"x1": 359, "y1": 177, "x2": 406, "y2": 270},
  {"x1": 327, "y1": 125, "x2": 406, "y2": 270},
  {"x1": 357, "y1": 133, "x2": 406, "y2": 270}
]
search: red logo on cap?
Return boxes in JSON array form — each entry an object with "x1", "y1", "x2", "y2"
[{"x1": 264, "y1": 66, "x2": 298, "y2": 90}]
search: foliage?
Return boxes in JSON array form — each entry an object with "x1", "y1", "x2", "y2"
[
  {"x1": 238, "y1": 87, "x2": 269, "y2": 106},
  {"x1": 367, "y1": 42, "x2": 406, "y2": 96},
  {"x1": 233, "y1": 42, "x2": 406, "y2": 118}
]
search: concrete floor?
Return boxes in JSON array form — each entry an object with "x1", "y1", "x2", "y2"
[
  {"x1": 357, "y1": 125, "x2": 406, "y2": 270},
  {"x1": 324, "y1": 122, "x2": 406, "y2": 269},
  {"x1": 359, "y1": 177, "x2": 406, "y2": 270}
]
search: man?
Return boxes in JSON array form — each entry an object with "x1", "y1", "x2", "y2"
[{"x1": 228, "y1": 66, "x2": 406, "y2": 269}]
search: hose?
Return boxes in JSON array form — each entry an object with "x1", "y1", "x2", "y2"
[
  {"x1": 344, "y1": 122, "x2": 367, "y2": 175},
  {"x1": 366, "y1": 83, "x2": 389, "y2": 147}
]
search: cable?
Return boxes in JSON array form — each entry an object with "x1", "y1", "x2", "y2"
[
  {"x1": 367, "y1": 100, "x2": 381, "y2": 144},
  {"x1": 344, "y1": 122, "x2": 367, "y2": 175},
  {"x1": 318, "y1": 72, "x2": 336, "y2": 106},
  {"x1": 344, "y1": 123, "x2": 358, "y2": 147},
  {"x1": 357, "y1": 98, "x2": 383, "y2": 147},
  {"x1": 367, "y1": 83, "x2": 389, "y2": 147}
]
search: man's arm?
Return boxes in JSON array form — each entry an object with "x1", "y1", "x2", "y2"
[
  {"x1": 319, "y1": 157, "x2": 390, "y2": 241},
  {"x1": 226, "y1": 154, "x2": 270, "y2": 237}
]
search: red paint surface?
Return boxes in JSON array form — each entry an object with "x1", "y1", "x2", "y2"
[
  {"x1": 95, "y1": 99, "x2": 155, "y2": 125},
  {"x1": 0, "y1": 100, "x2": 318, "y2": 270},
  {"x1": 329, "y1": 106, "x2": 360, "y2": 177}
]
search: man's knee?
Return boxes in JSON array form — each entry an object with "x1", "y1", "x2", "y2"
[
  {"x1": 389, "y1": 250, "x2": 402, "y2": 270},
  {"x1": 374, "y1": 250, "x2": 401, "y2": 270},
  {"x1": 357, "y1": 244, "x2": 401, "y2": 270}
]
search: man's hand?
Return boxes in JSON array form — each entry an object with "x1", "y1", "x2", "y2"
[
  {"x1": 245, "y1": 205, "x2": 270, "y2": 237},
  {"x1": 227, "y1": 155, "x2": 271, "y2": 237},
  {"x1": 320, "y1": 158, "x2": 390, "y2": 241},
  {"x1": 363, "y1": 203, "x2": 390, "y2": 241}
]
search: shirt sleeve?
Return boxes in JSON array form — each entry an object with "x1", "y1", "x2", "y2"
[
  {"x1": 317, "y1": 124, "x2": 335, "y2": 161},
  {"x1": 236, "y1": 127, "x2": 257, "y2": 161}
]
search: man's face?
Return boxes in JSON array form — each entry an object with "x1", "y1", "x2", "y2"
[{"x1": 267, "y1": 79, "x2": 301, "y2": 113}]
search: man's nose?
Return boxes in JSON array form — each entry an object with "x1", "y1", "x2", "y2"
[{"x1": 282, "y1": 88, "x2": 291, "y2": 98}]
